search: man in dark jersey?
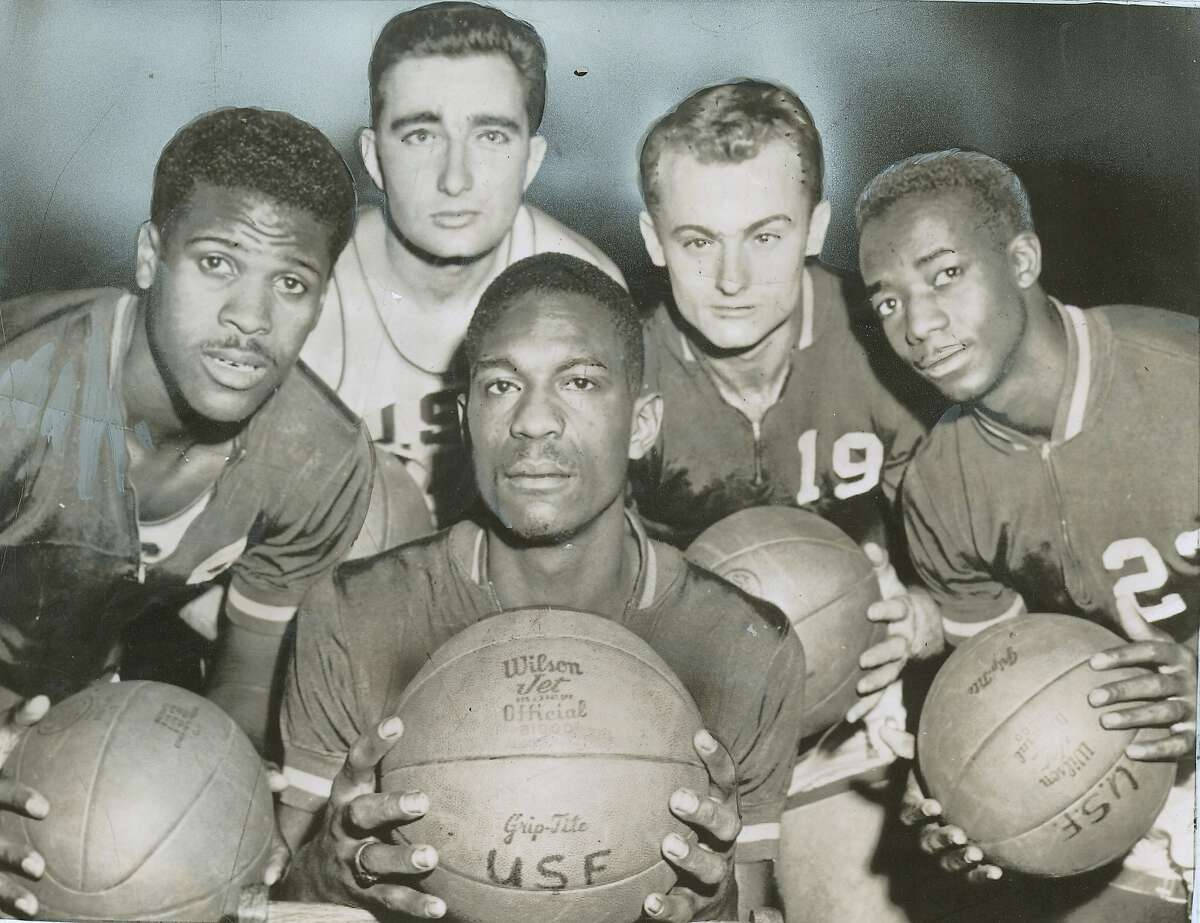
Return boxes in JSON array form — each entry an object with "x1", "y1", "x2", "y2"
[
  {"x1": 632, "y1": 79, "x2": 945, "y2": 921},
  {"x1": 857, "y1": 149, "x2": 1197, "y2": 921},
  {"x1": 0, "y1": 109, "x2": 374, "y2": 918},
  {"x1": 277, "y1": 254, "x2": 805, "y2": 921}
]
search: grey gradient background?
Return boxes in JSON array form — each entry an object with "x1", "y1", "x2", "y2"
[{"x1": 1, "y1": 1, "x2": 1197, "y2": 315}]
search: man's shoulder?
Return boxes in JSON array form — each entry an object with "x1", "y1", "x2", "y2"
[
  {"x1": 524, "y1": 205, "x2": 625, "y2": 287},
  {"x1": 255, "y1": 361, "x2": 369, "y2": 459},
  {"x1": 907, "y1": 405, "x2": 976, "y2": 486},
  {"x1": 0, "y1": 287, "x2": 126, "y2": 351},
  {"x1": 652, "y1": 535, "x2": 793, "y2": 642},
  {"x1": 1092, "y1": 304, "x2": 1199, "y2": 366},
  {"x1": 332, "y1": 524, "x2": 464, "y2": 601}
]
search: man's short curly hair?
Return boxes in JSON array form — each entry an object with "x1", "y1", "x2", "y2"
[
  {"x1": 639, "y1": 79, "x2": 823, "y2": 213},
  {"x1": 466, "y1": 253, "x2": 644, "y2": 390},
  {"x1": 369, "y1": 2, "x2": 547, "y2": 132},
  {"x1": 150, "y1": 107, "x2": 356, "y2": 262},
  {"x1": 855, "y1": 149, "x2": 1034, "y2": 245}
]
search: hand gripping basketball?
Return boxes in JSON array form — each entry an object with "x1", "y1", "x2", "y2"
[
  {"x1": 642, "y1": 729, "x2": 741, "y2": 922},
  {"x1": 1088, "y1": 598, "x2": 1197, "y2": 762},
  {"x1": 848, "y1": 544, "x2": 945, "y2": 726},
  {"x1": 0, "y1": 695, "x2": 51, "y2": 919},
  {"x1": 898, "y1": 768, "x2": 1003, "y2": 885},
  {"x1": 282, "y1": 717, "x2": 445, "y2": 918}
]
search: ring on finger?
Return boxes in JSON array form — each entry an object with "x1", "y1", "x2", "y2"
[{"x1": 353, "y1": 838, "x2": 380, "y2": 888}]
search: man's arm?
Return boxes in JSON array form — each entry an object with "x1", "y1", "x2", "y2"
[{"x1": 208, "y1": 427, "x2": 373, "y2": 748}]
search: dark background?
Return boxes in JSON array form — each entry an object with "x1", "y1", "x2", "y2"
[{"x1": 2, "y1": 1, "x2": 1197, "y2": 314}]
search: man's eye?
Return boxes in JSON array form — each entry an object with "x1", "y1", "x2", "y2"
[
  {"x1": 933, "y1": 266, "x2": 962, "y2": 287},
  {"x1": 479, "y1": 129, "x2": 510, "y2": 145},
  {"x1": 874, "y1": 297, "x2": 899, "y2": 319},
  {"x1": 564, "y1": 377, "x2": 596, "y2": 392},
  {"x1": 402, "y1": 128, "x2": 434, "y2": 145},
  {"x1": 199, "y1": 255, "x2": 232, "y2": 274},
  {"x1": 276, "y1": 276, "x2": 308, "y2": 296},
  {"x1": 484, "y1": 380, "x2": 518, "y2": 396},
  {"x1": 682, "y1": 238, "x2": 712, "y2": 251},
  {"x1": 753, "y1": 232, "x2": 780, "y2": 245}
]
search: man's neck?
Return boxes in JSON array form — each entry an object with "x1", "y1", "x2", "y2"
[
  {"x1": 382, "y1": 216, "x2": 505, "y2": 308},
  {"x1": 486, "y1": 505, "x2": 639, "y2": 618},
  {"x1": 977, "y1": 291, "x2": 1069, "y2": 439},
  {"x1": 690, "y1": 307, "x2": 803, "y2": 426}
]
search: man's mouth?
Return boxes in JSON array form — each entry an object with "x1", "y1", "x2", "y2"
[
  {"x1": 201, "y1": 347, "x2": 270, "y2": 389},
  {"x1": 431, "y1": 210, "x2": 480, "y2": 229},
  {"x1": 710, "y1": 304, "x2": 755, "y2": 317},
  {"x1": 504, "y1": 463, "x2": 573, "y2": 490},
  {"x1": 916, "y1": 343, "x2": 969, "y2": 378}
]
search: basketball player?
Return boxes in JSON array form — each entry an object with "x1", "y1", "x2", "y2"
[
  {"x1": 300, "y1": 1, "x2": 624, "y2": 536},
  {"x1": 857, "y1": 149, "x2": 1198, "y2": 920},
  {"x1": 0, "y1": 108, "x2": 374, "y2": 917},
  {"x1": 277, "y1": 254, "x2": 805, "y2": 920},
  {"x1": 632, "y1": 79, "x2": 945, "y2": 921}
]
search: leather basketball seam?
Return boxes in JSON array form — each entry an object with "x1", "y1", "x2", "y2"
[
  {"x1": 941, "y1": 657, "x2": 1103, "y2": 817},
  {"x1": 79, "y1": 683, "x2": 143, "y2": 890},
  {"x1": 394, "y1": 627, "x2": 695, "y2": 712},
  {"x1": 693, "y1": 535, "x2": 856, "y2": 570},
  {"x1": 383, "y1": 753, "x2": 707, "y2": 770}
]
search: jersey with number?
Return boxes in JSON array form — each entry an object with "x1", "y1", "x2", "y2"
[
  {"x1": 300, "y1": 205, "x2": 625, "y2": 527},
  {"x1": 903, "y1": 301, "x2": 1200, "y2": 646},
  {"x1": 0, "y1": 288, "x2": 373, "y2": 702},
  {"x1": 281, "y1": 513, "x2": 805, "y2": 866},
  {"x1": 633, "y1": 261, "x2": 940, "y2": 550}
]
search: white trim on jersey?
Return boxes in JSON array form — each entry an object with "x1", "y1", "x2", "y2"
[
  {"x1": 941, "y1": 593, "x2": 1027, "y2": 639},
  {"x1": 736, "y1": 822, "x2": 781, "y2": 845},
  {"x1": 227, "y1": 586, "x2": 297, "y2": 623},
  {"x1": 283, "y1": 765, "x2": 333, "y2": 800},
  {"x1": 1060, "y1": 302, "x2": 1092, "y2": 442}
]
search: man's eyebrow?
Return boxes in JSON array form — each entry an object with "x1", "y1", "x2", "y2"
[
  {"x1": 472, "y1": 357, "x2": 517, "y2": 373},
  {"x1": 864, "y1": 281, "x2": 883, "y2": 299},
  {"x1": 557, "y1": 356, "x2": 609, "y2": 374},
  {"x1": 671, "y1": 214, "x2": 792, "y2": 237},
  {"x1": 916, "y1": 247, "x2": 956, "y2": 267},
  {"x1": 185, "y1": 235, "x2": 321, "y2": 275},
  {"x1": 388, "y1": 111, "x2": 441, "y2": 132},
  {"x1": 469, "y1": 114, "x2": 523, "y2": 133}
]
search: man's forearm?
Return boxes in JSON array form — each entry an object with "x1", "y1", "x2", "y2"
[{"x1": 206, "y1": 619, "x2": 287, "y2": 752}]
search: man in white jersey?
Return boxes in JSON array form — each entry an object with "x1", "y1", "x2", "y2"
[{"x1": 301, "y1": 1, "x2": 624, "y2": 534}]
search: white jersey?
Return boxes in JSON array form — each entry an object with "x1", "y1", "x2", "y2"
[{"x1": 301, "y1": 204, "x2": 624, "y2": 526}]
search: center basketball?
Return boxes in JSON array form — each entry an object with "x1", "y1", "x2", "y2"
[
  {"x1": 380, "y1": 607, "x2": 708, "y2": 923},
  {"x1": 688, "y1": 506, "x2": 885, "y2": 737}
]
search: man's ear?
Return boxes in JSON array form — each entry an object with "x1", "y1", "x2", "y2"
[
  {"x1": 135, "y1": 221, "x2": 162, "y2": 291},
  {"x1": 628, "y1": 391, "x2": 663, "y2": 461},
  {"x1": 805, "y1": 199, "x2": 832, "y2": 257},
  {"x1": 359, "y1": 128, "x2": 385, "y2": 193},
  {"x1": 457, "y1": 391, "x2": 470, "y2": 442},
  {"x1": 639, "y1": 211, "x2": 667, "y2": 268},
  {"x1": 523, "y1": 134, "x2": 548, "y2": 192},
  {"x1": 1008, "y1": 231, "x2": 1043, "y2": 290}
]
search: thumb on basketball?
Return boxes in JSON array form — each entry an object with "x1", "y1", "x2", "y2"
[
  {"x1": 335, "y1": 717, "x2": 404, "y2": 803},
  {"x1": 863, "y1": 543, "x2": 904, "y2": 601},
  {"x1": 1110, "y1": 595, "x2": 1170, "y2": 645},
  {"x1": 0, "y1": 697, "x2": 50, "y2": 767}
]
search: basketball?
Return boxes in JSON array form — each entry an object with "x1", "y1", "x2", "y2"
[
  {"x1": 0, "y1": 681, "x2": 274, "y2": 921},
  {"x1": 349, "y1": 447, "x2": 432, "y2": 559},
  {"x1": 381, "y1": 607, "x2": 709, "y2": 923},
  {"x1": 917, "y1": 615, "x2": 1176, "y2": 877},
  {"x1": 686, "y1": 506, "x2": 884, "y2": 738}
]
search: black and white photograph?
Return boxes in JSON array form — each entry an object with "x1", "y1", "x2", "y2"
[{"x1": 0, "y1": 2, "x2": 1196, "y2": 921}]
